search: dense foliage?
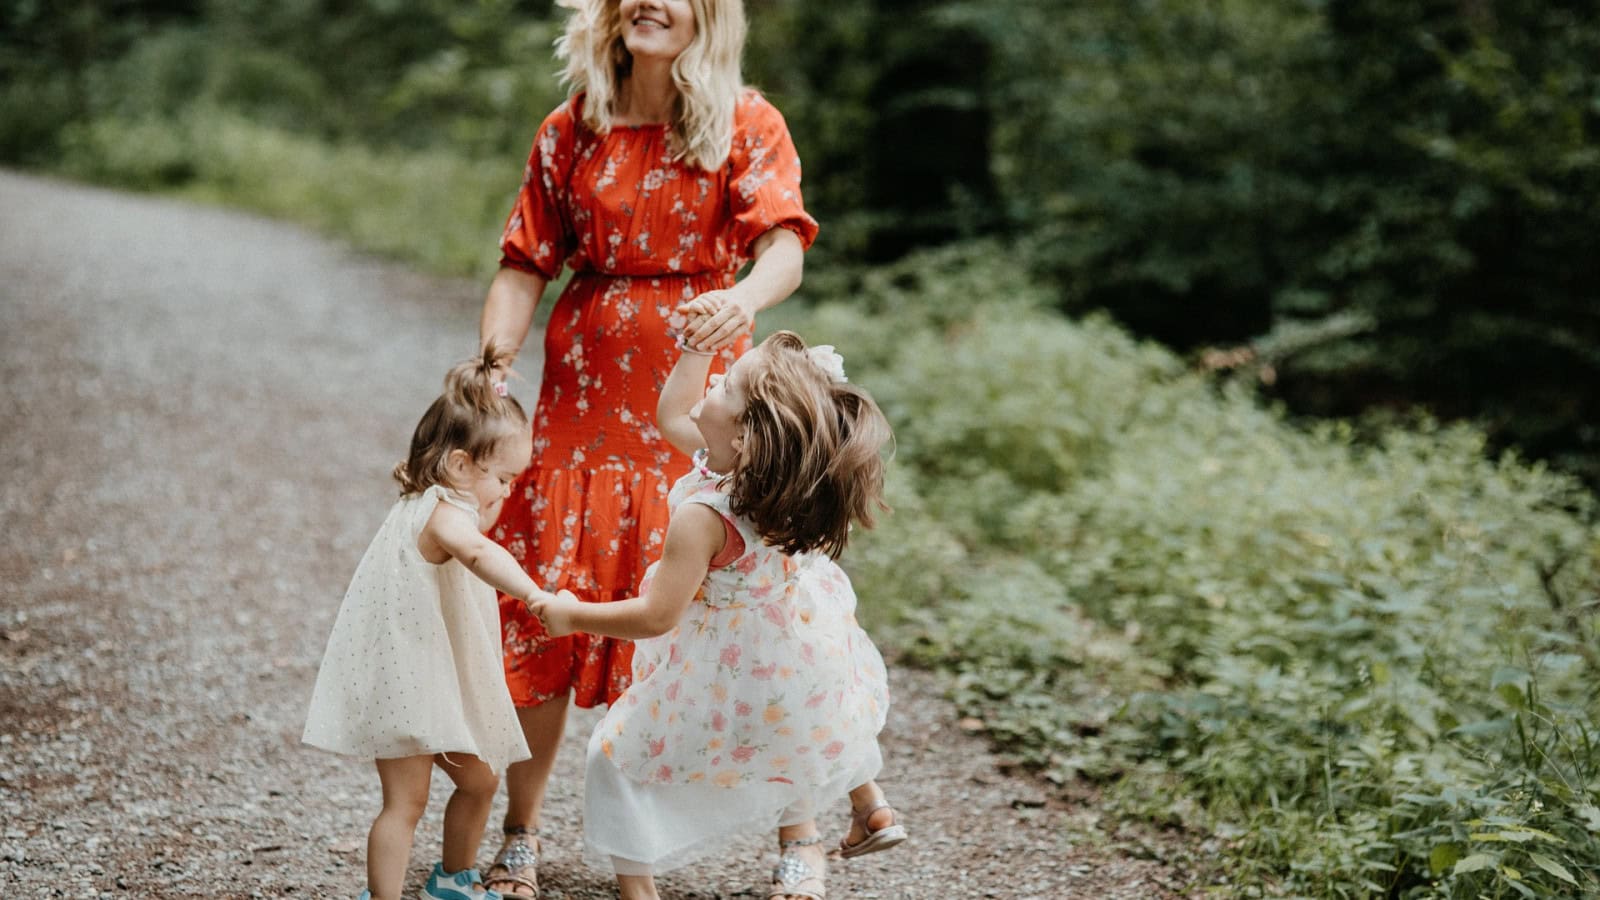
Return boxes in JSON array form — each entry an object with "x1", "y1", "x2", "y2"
[{"x1": 773, "y1": 247, "x2": 1600, "y2": 897}]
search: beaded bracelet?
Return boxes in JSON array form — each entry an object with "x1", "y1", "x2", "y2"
[{"x1": 676, "y1": 335, "x2": 716, "y2": 357}]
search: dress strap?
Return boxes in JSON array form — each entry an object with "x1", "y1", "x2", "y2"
[
  {"x1": 427, "y1": 484, "x2": 482, "y2": 516},
  {"x1": 706, "y1": 512, "x2": 746, "y2": 569}
]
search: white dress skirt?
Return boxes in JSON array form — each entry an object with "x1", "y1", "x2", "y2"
[{"x1": 302, "y1": 485, "x2": 530, "y2": 775}]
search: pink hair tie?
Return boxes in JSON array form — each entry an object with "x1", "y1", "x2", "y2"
[{"x1": 493, "y1": 381, "x2": 510, "y2": 397}]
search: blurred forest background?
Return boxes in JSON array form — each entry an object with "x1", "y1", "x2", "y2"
[{"x1": 5, "y1": 0, "x2": 1600, "y2": 896}]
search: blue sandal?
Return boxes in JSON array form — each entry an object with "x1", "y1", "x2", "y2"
[{"x1": 422, "y1": 862, "x2": 503, "y2": 900}]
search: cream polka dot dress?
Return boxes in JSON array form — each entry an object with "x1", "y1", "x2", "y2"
[{"x1": 303, "y1": 486, "x2": 530, "y2": 774}]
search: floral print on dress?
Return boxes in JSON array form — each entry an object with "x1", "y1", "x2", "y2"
[
  {"x1": 491, "y1": 91, "x2": 818, "y2": 710},
  {"x1": 592, "y1": 454, "x2": 890, "y2": 791}
]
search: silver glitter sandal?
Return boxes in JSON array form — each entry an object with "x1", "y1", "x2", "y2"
[
  {"x1": 484, "y1": 826, "x2": 540, "y2": 899},
  {"x1": 768, "y1": 834, "x2": 826, "y2": 899}
]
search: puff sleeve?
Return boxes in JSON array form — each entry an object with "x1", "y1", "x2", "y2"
[
  {"x1": 498, "y1": 100, "x2": 579, "y2": 280},
  {"x1": 726, "y1": 92, "x2": 819, "y2": 259}
]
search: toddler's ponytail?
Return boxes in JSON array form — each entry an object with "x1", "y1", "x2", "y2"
[{"x1": 393, "y1": 343, "x2": 529, "y2": 496}]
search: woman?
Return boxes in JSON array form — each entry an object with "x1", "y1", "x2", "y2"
[{"x1": 477, "y1": 1, "x2": 900, "y2": 897}]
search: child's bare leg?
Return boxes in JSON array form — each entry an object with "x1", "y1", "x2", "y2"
[
  {"x1": 369, "y1": 756, "x2": 434, "y2": 900},
  {"x1": 772, "y1": 820, "x2": 826, "y2": 900},
  {"x1": 846, "y1": 781, "x2": 897, "y2": 838},
  {"x1": 617, "y1": 872, "x2": 661, "y2": 900},
  {"x1": 435, "y1": 753, "x2": 501, "y2": 875}
]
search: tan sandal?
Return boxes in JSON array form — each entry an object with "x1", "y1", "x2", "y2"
[
  {"x1": 837, "y1": 802, "x2": 907, "y2": 859},
  {"x1": 769, "y1": 834, "x2": 826, "y2": 899},
  {"x1": 483, "y1": 826, "x2": 540, "y2": 899}
]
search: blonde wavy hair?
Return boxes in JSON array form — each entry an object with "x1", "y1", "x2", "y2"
[{"x1": 555, "y1": 0, "x2": 747, "y2": 171}]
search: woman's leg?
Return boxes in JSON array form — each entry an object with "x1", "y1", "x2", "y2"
[
  {"x1": 369, "y1": 756, "x2": 434, "y2": 900},
  {"x1": 502, "y1": 695, "x2": 569, "y2": 830},
  {"x1": 435, "y1": 753, "x2": 501, "y2": 875},
  {"x1": 484, "y1": 694, "x2": 568, "y2": 897}
]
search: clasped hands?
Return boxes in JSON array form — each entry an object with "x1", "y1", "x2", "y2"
[
  {"x1": 678, "y1": 290, "x2": 754, "y2": 353},
  {"x1": 526, "y1": 588, "x2": 582, "y2": 637}
]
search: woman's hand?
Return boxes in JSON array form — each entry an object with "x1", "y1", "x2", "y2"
[
  {"x1": 678, "y1": 289, "x2": 755, "y2": 352},
  {"x1": 528, "y1": 589, "x2": 582, "y2": 638}
]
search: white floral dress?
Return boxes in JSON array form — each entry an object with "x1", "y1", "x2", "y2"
[
  {"x1": 302, "y1": 486, "x2": 531, "y2": 775},
  {"x1": 582, "y1": 452, "x2": 891, "y2": 874}
]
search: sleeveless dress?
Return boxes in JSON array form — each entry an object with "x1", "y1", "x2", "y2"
[
  {"x1": 491, "y1": 89, "x2": 819, "y2": 710},
  {"x1": 581, "y1": 452, "x2": 890, "y2": 875},
  {"x1": 303, "y1": 486, "x2": 531, "y2": 775}
]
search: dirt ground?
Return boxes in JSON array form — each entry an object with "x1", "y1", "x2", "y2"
[{"x1": 0, "y1": 170, "x2": 1202, "y2": 899}]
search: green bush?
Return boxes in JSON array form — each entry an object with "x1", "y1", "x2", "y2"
[{"x1": 775, "y1": 247, "x2": 1600, "y2": 897}]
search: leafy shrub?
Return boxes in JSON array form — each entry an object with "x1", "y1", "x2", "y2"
[{"x1": 775, "y1": 247, "x2": 1600, "y2": 897}]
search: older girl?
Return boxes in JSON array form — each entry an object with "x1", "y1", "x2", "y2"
[{"x1": 530, "y1": 331, "x2": 905, "y2": 900}]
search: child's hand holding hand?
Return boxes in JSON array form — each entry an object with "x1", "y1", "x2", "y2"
[{"x1": 527, "y1": 589, "x2": 582, "y2": 638}]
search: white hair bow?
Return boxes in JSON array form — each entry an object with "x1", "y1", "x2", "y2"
[{"x1": 805, "y1": 345, "x2": 848, "y2": 384}]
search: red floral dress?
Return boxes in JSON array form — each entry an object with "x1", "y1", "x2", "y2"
[{"x1": 492, "y1": 90, "x2": 818, "y2": 709}]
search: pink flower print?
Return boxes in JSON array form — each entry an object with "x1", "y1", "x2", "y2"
[
  {"x1": 711, "y1": 710, "x2": 727, "y2": 732},
  {"x1": 805, "y1": 691, "x2": 827, "y2": 709},
  {"x1": 822, "y1": 741, "x2": 845, "y2": 761},
  {"x1": 760, "y1": 603, "x2": 787, "y2": 628},
  {"x1": 719, "y1": 644, "x2": 742, "y2": 668},
  {"x1": 668, "y1": 643, "x2": 683, "y2": 666},
  {"x1": 711, "y1": 755, "x2": 722, "y2": 766},
  {"x1": 666, "y1": 680, "x2": 682, "y2": 701},
  {"x1": 656, "y1": 765, "x2": 673, "y2": 782},
  {"x1": 736, "y1": 553, "x2": 759, "y2": 574},
  {"x1": 649, "y1": 737, "x2": 667, "y2": 758},
  {"x1": 767, "y1": 776, "x2": 794, "y2": 785},
  {"x1": 752, "y1": 663, "x2": 777, "y2": 681},
  {"x1": 731, "y1": 745, "x2": 757, "y2": 763},
  {"x1": 800, "y1": 643, "x2": 816, "y2": 665},
  {"x1": 735, "y1": 700, "x2": 753, "y2": 717}
]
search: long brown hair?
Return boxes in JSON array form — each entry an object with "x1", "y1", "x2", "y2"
[
  {"x1": 392, "y1": 343, "x2": 528, "y2": 496},
  {"x1": 728, "y1": 331, "x2": 891, "y2": 558}
]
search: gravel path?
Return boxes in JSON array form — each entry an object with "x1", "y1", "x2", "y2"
[{"x1": 0, "y1": 170, "x2": 1197, "y2": 899}]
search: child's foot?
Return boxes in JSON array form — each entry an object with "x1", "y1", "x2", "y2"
[
  {"x1": 838, "y1": 799, "x2": 907, "y2": 858},
  {"x1": 422, "y1": 862, "x2": 503, "y2": 900},
  {"x1": 769, "y1": 834, "x2": 827, "y2": 900}
]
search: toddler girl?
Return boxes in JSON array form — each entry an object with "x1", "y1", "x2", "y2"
[
  {"x1": 530, "y1": 329, "x2": 906, "y2": 900},
  {"x1": 303, "y1": 346, "x2": 554, "y2": 900}
]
